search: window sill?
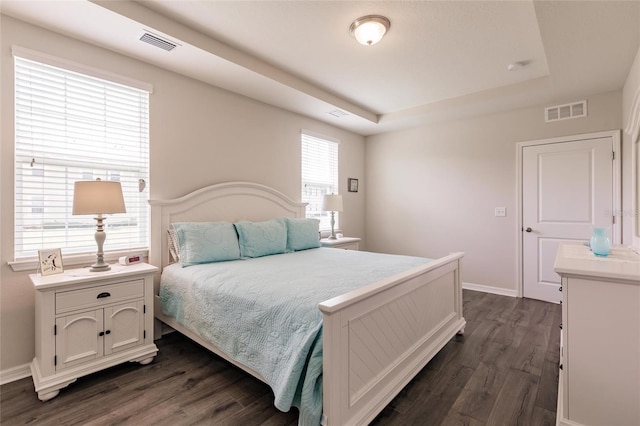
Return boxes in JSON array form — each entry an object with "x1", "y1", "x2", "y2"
[{"x1": 8, "y1": 249, "x2": 149, "y2": 273}]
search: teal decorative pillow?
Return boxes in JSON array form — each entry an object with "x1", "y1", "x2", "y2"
[
  {"x1": 286, "y1": 218, "x2": 320, "y2": 251},
  {"x1": 234, "y1": 219, "x2": 287, "y2": 258},
  {"x1": 171, "y1": 222, "x2": 240, "y2": 266}
]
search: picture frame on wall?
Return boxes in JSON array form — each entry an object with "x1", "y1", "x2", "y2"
[
  {"x1": 348, "y1": 178, "x2": 359, "y2": 193},
  {"x1": 38, "y1": 248, "x2": 64, "y2": 276}
]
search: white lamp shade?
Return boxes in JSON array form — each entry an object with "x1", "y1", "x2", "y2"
[
  {"x1": 322, "y1": 194, "x2": 343, "y2": 212},
  {"x1": 350, "y1": 16, "x2": 390, "y2": 46},
  {"x1": 72, "y1": 180, "x2": 126, "y2": 215}
]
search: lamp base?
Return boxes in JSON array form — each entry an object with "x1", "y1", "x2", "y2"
[
  {"x1": 329, "y1": 210, "x2": 338, "y2": 240},
  {"x1": 90, "y1": 262, "x2": 111, "y2": 272},
  {"x1": 91, "y1": 215, "x2": 111, "y2": 272}
]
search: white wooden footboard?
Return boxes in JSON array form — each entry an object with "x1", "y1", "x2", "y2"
[{"x1": 319, "y1": 252, "x2": 465, "y2": 426}]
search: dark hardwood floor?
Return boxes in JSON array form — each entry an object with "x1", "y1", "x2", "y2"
[{"x1": 0, "y1": 290, "x2": 561, "y2": 426}]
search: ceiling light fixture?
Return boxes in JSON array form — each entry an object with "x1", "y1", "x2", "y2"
[
  {"x1": 328, "y1": 109, "x2": 349, "y2": 118},
  {"x1": 507, "y1": 60, "x2": 530, "y2": 72},
  {"x1": 349, "y1": 15, "x2": 390, "y2": 46}
]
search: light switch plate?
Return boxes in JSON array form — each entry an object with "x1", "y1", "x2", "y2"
[{"x1": 495, "y1": 207, "x2": 506, "y2": 217}]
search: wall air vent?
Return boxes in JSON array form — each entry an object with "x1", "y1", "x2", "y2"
[
  {"x1": 140, "y1": 32, "x2": 177, "y2": 52},
  {"x1": 545, "y1": 100, "x2": 587, "y2": 123},
  {"x1": 328, "y1": 109, "x2": 349, "y2": 118}
]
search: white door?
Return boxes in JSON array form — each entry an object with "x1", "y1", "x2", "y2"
[{"x1": 523, "y1": 137, "x2": 615, "y2": 303}]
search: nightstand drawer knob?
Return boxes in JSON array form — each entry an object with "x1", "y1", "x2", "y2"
[
  {"x1": 99, "y1": 331, "x2": 105, "y2": 337},
  {"x1": 105, "y1": 330, "x2": 111, "y2": 335},
  {"x1": 97, "y1": 292, "x2": 111, "y2": 299}
]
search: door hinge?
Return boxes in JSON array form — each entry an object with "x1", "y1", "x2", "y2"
[
  {"x1": 54, "y1": 355, "x2": 57, "y2": 366},
  {"x1": 144, "y1": 304, "x2": 146, "y2": 314},
  {"x1": 144, "y1": 330, "x2": 146, "y2": 339},
  {"x1": 612, "y1": 151, "x2": 615, "y2": 160},
  {"x1": 54, "y1": 324, "x2": 57, "y2": 335},
  {"x1": 613, "y1": 215, "x2": 616, "y2": 224}
]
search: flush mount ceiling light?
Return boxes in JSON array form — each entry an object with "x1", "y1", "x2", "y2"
[
  {"x1": 507, "y1": 60, "x2": 530, "y2": 72},
  {"x1": 349, "y1": 15, "x2": 390, "y2": 46}
]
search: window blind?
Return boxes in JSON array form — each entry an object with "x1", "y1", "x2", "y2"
[
  {"x1": 14, "y1": 56, "x2": 150, "y2": 260},
  {"x1": 301, "y1": 132, "x2": 339, "y2": 230}
]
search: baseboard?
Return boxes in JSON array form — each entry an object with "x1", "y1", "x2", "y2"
[
  {"x1": 462, "y1": 282, "x2": 518, "y2": 298},
  {"x1": 0, "y1": 362, "x2": 31, "y2": 385}
]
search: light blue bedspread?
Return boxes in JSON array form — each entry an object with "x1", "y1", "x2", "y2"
[{"x1": 160, "y1": 248, "x2": 430, "y2": 425}]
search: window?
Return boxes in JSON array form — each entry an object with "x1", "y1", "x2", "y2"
[
  {"x1": 14, "y1": 53, "x2": 150, "y2": 260},
  {"x1": 301, "y1": 132, "x2": 339, "y2": 230}
]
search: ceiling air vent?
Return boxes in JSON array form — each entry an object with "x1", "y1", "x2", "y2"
[
  {"x1": 140, "y1": 32, "x2": 177, "y2": 52},
  {"x1": 328, "y1": 109, "x2": 349, "y2": 118},
  {"x1": 545, "y1": 100, "x2": 587, "y2": 123}
]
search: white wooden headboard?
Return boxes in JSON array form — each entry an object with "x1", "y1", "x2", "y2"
[{"x1": 149, "y1": 182, "x2": 307, "y2": 271}]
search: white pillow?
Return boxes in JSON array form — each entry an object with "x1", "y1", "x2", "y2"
[{"x1": 167, "y1": 227, "x2": 180, "y2": 263}]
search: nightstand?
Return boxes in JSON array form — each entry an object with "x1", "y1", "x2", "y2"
[
  {"x1": 320, "y1": 237, "x2": 361, "y2": 251},
  {"x1": 29, "y1": 262, "x2": 159, "y2": 401}
]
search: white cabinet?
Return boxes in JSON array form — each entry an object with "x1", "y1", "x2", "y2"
[
  {"x1": 30, "y1": 263, "x2": 158, "y2": 401},
  {"x1": 554, "y1": 244, "x2": 640, "y2": 426},
  {"x1": 320, "y1": 237, "x2": 361, "y2": 251}
]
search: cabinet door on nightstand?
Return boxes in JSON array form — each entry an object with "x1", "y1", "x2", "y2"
[
  {"x1": 55, "y1": 309, "x2": 103, "y2": 370},
  {"x1": 104, "y1": 300, "x2": 144, "y2": 356}
]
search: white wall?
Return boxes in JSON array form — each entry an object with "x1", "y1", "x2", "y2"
[
  {"x1": 365, "y1": 91, "x2": 622, "y2": 293},
  {"x1": 0, "y1": 16, "x2": 365, "y2": 373}
]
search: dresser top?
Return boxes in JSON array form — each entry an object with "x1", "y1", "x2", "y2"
[
  {"x1": 554, "y1": 243, "x2": 640, "y2": 283},
  {"x1": 29, "y1": 262, "x2": 158, "y2": 290},
  {"x1": 320, "y1": 236, "x2": 361, "y2": 246}
]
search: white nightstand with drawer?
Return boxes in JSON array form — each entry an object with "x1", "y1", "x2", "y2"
[
  {"x1": 29, "y1": 262, "x2": 158, "y2": 401},
  {"x1": 320, "y1": 237, "x2": 361, "y2": 251}
]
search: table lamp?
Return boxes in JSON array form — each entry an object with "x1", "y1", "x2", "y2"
[
  {"x1": 72, "y1": 179, "x2": 126, "y2": 272},
  {"x1": 322, "y1": 194, "x2": 343, "y2": 240}
]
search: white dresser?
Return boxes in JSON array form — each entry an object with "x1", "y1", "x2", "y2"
[
  {"x1": 554, "y1": 244, "x2": 640, "y2": 426},
  {"x1": 29, "y1": 262, "x2": 159, "y2": 401}
]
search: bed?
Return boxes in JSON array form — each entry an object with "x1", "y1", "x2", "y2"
[{"x1": 149, "y1": 182, "x2": 465, "y2": 426}]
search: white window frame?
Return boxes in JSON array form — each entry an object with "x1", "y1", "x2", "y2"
[
  {"x1": 11, "y1": 48, "x2": 152, "y2": 271},
  {"x1": 301, "y1": 131, "x2": 339, "y2": 231}
]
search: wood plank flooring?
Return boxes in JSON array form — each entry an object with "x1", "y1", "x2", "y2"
[{"x1": 0, "y1": 290, "x2": 561, "y2": 426}]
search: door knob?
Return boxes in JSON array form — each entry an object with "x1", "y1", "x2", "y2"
[{"x1": 525, "y1": 227, "x2": 532, "y2": 232}]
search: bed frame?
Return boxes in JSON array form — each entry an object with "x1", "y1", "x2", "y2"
[{"x1": 149, "y1": 182, "x2": 465, "y2": 426}]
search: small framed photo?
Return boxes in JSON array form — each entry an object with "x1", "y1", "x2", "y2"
[
  {"x1": 348, "y1": 178, "x2": 359, "y2": 193},
  {"x1": 38, "y1": 248, "x2": 64, "y2": 276}
]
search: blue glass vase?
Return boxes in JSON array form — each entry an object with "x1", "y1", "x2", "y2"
[{"x1": 590, "y1": 227, "x2": 611, "y2": 257}]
